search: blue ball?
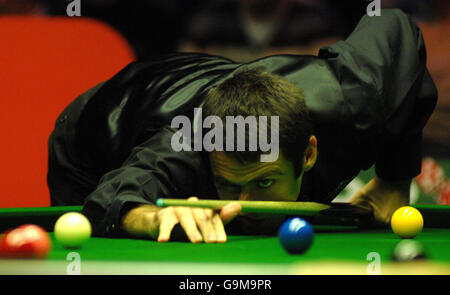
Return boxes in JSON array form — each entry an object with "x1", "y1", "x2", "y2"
[{"x1": 279, "y1": 217, "x2": 314, "y2": 254}]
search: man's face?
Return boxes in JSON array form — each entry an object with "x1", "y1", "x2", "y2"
[
  {"x1": 209, "y1": 151, "x2": 303, "y2": 203},
  {"x1": 208, "y1": 150, "x2": 304, "y2": 233}
]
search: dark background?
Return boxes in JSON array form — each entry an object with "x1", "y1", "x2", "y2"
[{"x1": 1, "y1": 0, "x2": 448, "y2": 157}]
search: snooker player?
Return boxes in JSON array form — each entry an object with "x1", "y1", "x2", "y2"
[{"x1": 47, "y1": 9, "x2": 437, "y2": 243}]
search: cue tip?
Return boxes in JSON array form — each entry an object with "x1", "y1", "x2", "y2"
[{"x1": 156, "y1": 198, "x2": 163, "y2": 207}]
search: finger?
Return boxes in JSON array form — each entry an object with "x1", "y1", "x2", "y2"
[
  {"x1": 192, "y1": 208, "x2": 217, "y2": 243},
  {"x1": 157, "y1": 208, "x2": 179, "y2": 243},
  {"x1": 174, "y1": 207, "x2": 202, "y2": 243},
  {"x1": 188, "y1": 196, "x2": 217, "y2": 242},
  {"x1": 220, "y1": 202, "x2": 242, "y2": 224},
  {"x1": 211, "y1": 213, "x2": 227, "y2": 243}
]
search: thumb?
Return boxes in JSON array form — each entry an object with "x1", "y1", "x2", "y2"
[{"x1": 220, "y1": 202, "x2": 242, "y2": 224}]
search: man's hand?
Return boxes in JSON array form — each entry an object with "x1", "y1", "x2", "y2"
[
  {"x1": 121, "y1": 197, "x2": 242, "y2": 243},
  {"x1": 349, "y1": 176, "x2": 411, "y2": 224}
]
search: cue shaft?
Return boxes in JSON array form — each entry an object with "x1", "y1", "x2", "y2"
[{"x1": 156, "y1": 199, "x2": 331, "y2": 216}]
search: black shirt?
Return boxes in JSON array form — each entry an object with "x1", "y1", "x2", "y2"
[{"x1": 48, "y1": 9, "x2": 437, "y2": 236}]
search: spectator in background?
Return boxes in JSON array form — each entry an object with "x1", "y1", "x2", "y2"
[
  {"x1": 178, "y1": 0, "x2": 355, "y2": 62},
  {"x1": 0, "y1": 0, "x2": 46, "y2": 14},
  {"x1": 412, "y1": 0, "x2": 450, "y2": 158}
]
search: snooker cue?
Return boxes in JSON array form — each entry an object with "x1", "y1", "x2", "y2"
[{"x1": 156, "y1": 199, "x2": 374, "y2": 220}]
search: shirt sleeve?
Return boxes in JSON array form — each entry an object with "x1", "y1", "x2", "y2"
[
  {"x1": 318, "y1": 9, "x2": 437, "y2": 181},
  {"x1": 81, "y1": 126, "x2": 216, "y2": 237}
]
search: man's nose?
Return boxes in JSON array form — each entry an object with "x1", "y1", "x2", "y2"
[{"x1": 238, "y1": 189, "x2": 252, "y2": 201}]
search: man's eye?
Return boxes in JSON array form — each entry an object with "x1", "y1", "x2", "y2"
[{"x1": 257, "y1": 179, "x2": 273, "y2": 189}]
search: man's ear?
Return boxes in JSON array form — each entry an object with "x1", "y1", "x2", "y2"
[{"x1": 303, "y1": 135, "x2": 317, "y2": 172}]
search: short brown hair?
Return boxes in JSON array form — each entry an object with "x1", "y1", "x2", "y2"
[{"x1": 202, "y1": 68, "x2": 312, "y2": 177}]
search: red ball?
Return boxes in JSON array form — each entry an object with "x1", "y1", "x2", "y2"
[{"x1": 0, "y1": 225, "x2": 51, "y2": 259}]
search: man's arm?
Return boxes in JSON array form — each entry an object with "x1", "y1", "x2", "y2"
[
  {"x1": 319, "y1": 9, "x2": 437, "y2": 222},
  {"x1": 349, "y1": 177, "x2": 411, "y2": 224},
  {"x1": 81, "y1": 126, "x2": 234, "y2": 241}
]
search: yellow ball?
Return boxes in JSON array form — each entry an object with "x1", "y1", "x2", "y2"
[
  {"x1": 390, "y1": 206, "x2": 423, "y2": 238},
  {"x1": 54, "y1": 212, "x2": 92, "y2": 249}
]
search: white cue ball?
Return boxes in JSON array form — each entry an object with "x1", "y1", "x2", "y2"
[{"x1": 54, "y1": 212, "x2": 92, "y2": 249}]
